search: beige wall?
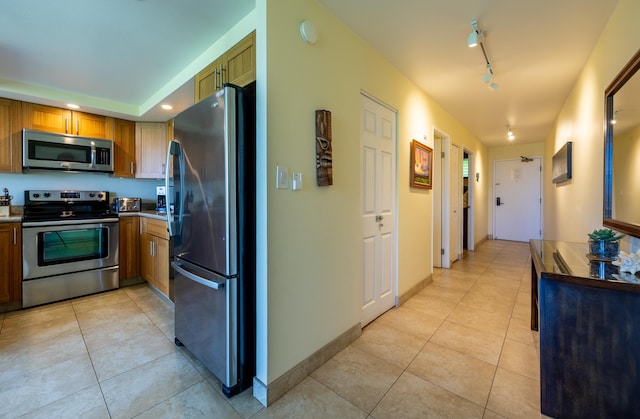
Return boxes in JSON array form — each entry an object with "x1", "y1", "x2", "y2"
[
  {"x1": 543, "y1": 0, "x2": 640, "y2": 246},
  {"x1": 255, "y1": 0, "x2": 488, "y2": 388}
]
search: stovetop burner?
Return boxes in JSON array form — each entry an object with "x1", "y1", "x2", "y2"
[{"x1": 23, "y1": 190, "x2": 116, "y2": 222}]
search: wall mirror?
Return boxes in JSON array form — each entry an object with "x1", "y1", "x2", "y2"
[{"x1": 604, "y1": 48, "x2": 640, "y2": 238}]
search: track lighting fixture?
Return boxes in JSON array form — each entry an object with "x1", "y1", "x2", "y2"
[
  {"x1": 611, "y1": 109, "x2": 620, "y2": 125},
  {"x1": 468, "y1": 19, "x2": 499, "y2": 91},
  {"x1": 506, "y1": 123, "x2": 515, "y2": 141},
  {"x1": 467, "y1": 19, "x2": 483, "y2": 48}
]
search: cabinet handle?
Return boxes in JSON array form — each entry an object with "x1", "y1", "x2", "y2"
[
  {"x1": 219, "y1": 63, "x2": 224, "y2": 88},
  {"x1": 13, "y1": 227, "x2": 17, "y2": 245},
  {"x1": 162, "y1": 163, "x2": 166, "y2": 175},
  {"x1": 65, "y1": 118, "x2": 69, "y2": 133},
  {"x1": 130, "y1": 161, "x2": 134, "y2": 175},
  {"x1": 76, "y1": 120, "x2": 79, "y2": 135}
]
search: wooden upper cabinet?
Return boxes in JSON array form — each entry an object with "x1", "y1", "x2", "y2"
[
  {"x1": 22, "y1": 103, "x2": 71, "y2": 134},
  {"x1": 113, "y1": 119, "x2": 136, "y2": 177},
  {"x1": 73, "y1": 111, "x2": 114, "y2": 139},
  {"x1": 195, "y1": 30, "x2": 255, "y2": 103},
  {"x1": 23, "y1": 103, "x2": 113, "y2": 139},
  {"x1": 0, "y1": 98, "x2": 22, "y2": 173},
  {"x1": 225, "y1": 31, "x2": 255, "y2": 88},
  {"x1": 135, "y1": 122, "x2": 167, "y2": 179},
  {"x1": 195, "y1": 57, "x2": 224, "y2": 103}
]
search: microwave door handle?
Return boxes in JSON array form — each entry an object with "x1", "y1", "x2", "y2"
[{"x1": 90, "y1": 141, "x2": 96, "y2": 168}]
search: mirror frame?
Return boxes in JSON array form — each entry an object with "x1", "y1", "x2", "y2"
[{"x1": 604, "y1": 48, "x2": 640, "y2": 238}]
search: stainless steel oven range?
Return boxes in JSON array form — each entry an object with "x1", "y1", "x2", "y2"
[{"x1": 22, "y1": 190, "x2": 119, "y2": 308}]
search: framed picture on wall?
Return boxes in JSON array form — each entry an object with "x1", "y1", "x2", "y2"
[{"x1": 410, "y1": 139, "x2": 433, "y2": 189}]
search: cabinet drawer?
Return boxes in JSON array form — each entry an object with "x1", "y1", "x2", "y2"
[{"x1": 141, "y1": 217, "x2": 169, "y2": 239}]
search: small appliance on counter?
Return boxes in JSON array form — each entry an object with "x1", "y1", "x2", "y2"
[
  {"x1": 156, "y1": 186, "x2": 166, "y2": 212},
  {"x1": 113, "y1": 197, "x2": 142, "y2": 213},
  {"x1": 0, "y1": 187, "x2": 12, "y2": 217}
]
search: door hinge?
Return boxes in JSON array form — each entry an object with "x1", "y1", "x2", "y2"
[
  {"x1": 441, "y1": 152, "x2": 445, "y2": 158},
  {"x1": 441, "y1": 248, "x2": 445, "y2": 255}
]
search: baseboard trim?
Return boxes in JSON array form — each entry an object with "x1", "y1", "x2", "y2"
[
  {"x1": 397, "y1": 274, "x2": 432, "y2": 306},
  {"x1": 476, "y1": 235, "x2": 489, "y2": 248},
  {"x1": 253, "y1": 322, "x2": 362, "y2": 406}
]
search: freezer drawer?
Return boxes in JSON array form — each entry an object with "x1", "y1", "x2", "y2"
[{"x1": 173, "y1": 259, "x2": 237, "y2": 389}]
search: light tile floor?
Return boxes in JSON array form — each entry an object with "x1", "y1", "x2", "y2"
[{"x1": 0, "y1": 240, "x2": 545, "y2": 418}]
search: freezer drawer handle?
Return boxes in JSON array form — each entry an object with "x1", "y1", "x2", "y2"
[{"x1": 171, "y1": 261, "x2": 225, "y2": 290}]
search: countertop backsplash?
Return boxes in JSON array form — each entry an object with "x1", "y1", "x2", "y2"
[{"x1": 0, "y1": 171, "x2": 162, "y2": 206}]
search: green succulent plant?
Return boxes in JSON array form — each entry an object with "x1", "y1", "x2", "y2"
[{"x1": 588, "y1": 228, "x2": 624, "y2": 242}]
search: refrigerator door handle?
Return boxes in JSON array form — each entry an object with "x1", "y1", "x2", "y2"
[
  {"x1": 166, "y1": 140, "x2": 184, "y2": 237},
  {"x1": 172, "y1": 261, "x2": 225, "y2": 290}
]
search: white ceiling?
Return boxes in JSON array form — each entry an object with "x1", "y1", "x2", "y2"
[{"x1": 0, "y1": 0, "x2": 619, "y2": 146}]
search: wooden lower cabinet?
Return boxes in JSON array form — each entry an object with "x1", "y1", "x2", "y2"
[
  {"x1": 118, "y1": 217, "x2": 140, "y2": 280},
  {"x1": 140, "y1": 217, "x2": 169, "y2": 296},
  {"x1": 0, "y1": 223, "x2": 21, "y2": 304}
]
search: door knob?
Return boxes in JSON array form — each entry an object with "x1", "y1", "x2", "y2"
[{"x1": 375, "y1": 215, "x2": 384, "y2": 222}]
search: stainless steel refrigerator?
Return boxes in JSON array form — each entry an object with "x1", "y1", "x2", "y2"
[{"x1": 166, "y1": 83, "x2": 255, "y2": 397}]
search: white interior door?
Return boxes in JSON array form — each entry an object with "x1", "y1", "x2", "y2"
[
  {"x1": 494, "y1": 158, "x2": 542, "y2": 241},
  {"x1": 361, "y1": 94, "x2": 396, "y2": 326},
  {"x1": 449, "y1": 144, "x2": 461, "y2": 264},
  {"x1": 433, "y1": 138, "x2": 443, "y2": 268}
]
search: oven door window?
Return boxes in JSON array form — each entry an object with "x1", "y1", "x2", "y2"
[{"x1": 38, "y1": 227, "x2": 109, "y2": 265}]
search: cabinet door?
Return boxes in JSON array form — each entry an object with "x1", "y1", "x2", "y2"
[
  {"x1": 155, "y1": 237, "x2": 170, "y2": 296},
  {"x1": 0, "y1": 223, "x2": 21, "y2": 303},
  {"x1": 140, "y1": 231, "x2": 154, "y2": 284},
  {"x1": 0, "y1": 99, "x2": 22, "y2": 173},
  {"x1": 225, "y1": 31, "x2": 255, "y2": 87},
  {"x1": 135, "y1": 122, "x2": 167, "y2": 179},
  {"x1": 113, "y1": 119, "x2": 136, "y2": 177},
  {"x1": 72, "y1": 111, "x2": 113, "y2": 139},
  {"x1": 195, "y1": 57, "x2": 224, "y2": 103},
  {"x1": 23, "y1": 103, "x2": 71, "y2": 134},
  {"x1": 119, "y1": 217, "x2": 140, "y2": 280}
]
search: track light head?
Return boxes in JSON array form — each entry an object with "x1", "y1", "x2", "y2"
[
  {"x1": 467, "y1": 19, "x2": 483, "y2": 47},
  {"x1": 482, "y1": 64, "x2": 493, "y2": 83}
]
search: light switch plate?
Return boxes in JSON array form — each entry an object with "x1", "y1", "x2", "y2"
[{"x1": 276, "y1": 166, "x2": 289, "y2": 189}]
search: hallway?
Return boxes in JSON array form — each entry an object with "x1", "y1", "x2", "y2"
[{"x1": 0, "y1": 240, "x2": 543, "y2": 418}]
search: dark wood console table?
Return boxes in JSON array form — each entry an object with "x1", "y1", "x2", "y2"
[{"x1": 530, "y1": 239, "x2": 640, "y2": 418}]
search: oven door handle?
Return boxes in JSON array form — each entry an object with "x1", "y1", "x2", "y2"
[{"x1": 22, "y1": 218, "x2": 120, "y2": 227}]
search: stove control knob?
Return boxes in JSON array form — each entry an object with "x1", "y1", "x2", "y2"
[
  {"x1": 32, "y1": 193, "x2": 40, "y2": 198},
  {"x1": 43, "y1": 192, "x2": 51, "y2": 198},
  {"x1": 89, "y1": 193, "x2": 95, "y2": 198},
  {"x1": 97, "y1": 193, "x2": 103, "y2": 199}
]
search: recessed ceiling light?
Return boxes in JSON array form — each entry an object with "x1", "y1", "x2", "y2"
[
  {"x1": 67, "y1": 103, "x2": 80, "y2": 109},
  {"x1": 161, "y1": 104, "x2": 173, "y2": 110}
]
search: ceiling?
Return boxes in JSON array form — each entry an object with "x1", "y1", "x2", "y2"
[{"x1": 0, "y1": 0, "x2": 619, "y2": 147}]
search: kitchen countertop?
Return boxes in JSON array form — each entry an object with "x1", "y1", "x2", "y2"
[
  {"x1": 0, "y1": 215, "x2": 22, "y2": 223},
  {"x1": 120, "y1": 210, "x2": 168, "y2": 221},
  {"x1": 0, "y1": 210, "x2": 168, "y2": 223}
]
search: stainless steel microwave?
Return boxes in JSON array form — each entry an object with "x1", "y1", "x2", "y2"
[{"x1": 23, "y1": 129, "x2": 114, "y2": 173}]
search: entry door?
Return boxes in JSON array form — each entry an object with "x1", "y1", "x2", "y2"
[
  {"x1": 361, "y1": 94, "x2": 396, "y2": 326},
  {"x1": 494, "y1": 158, "x2": 542, "y2": 241}
]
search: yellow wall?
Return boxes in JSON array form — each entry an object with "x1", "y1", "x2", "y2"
[
  {"x1": 255, "y1": 0, "x2": 488, "y2": 386},
  {"x1": 543, "y1": 0, "x2": 640, "y2": 245}
]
